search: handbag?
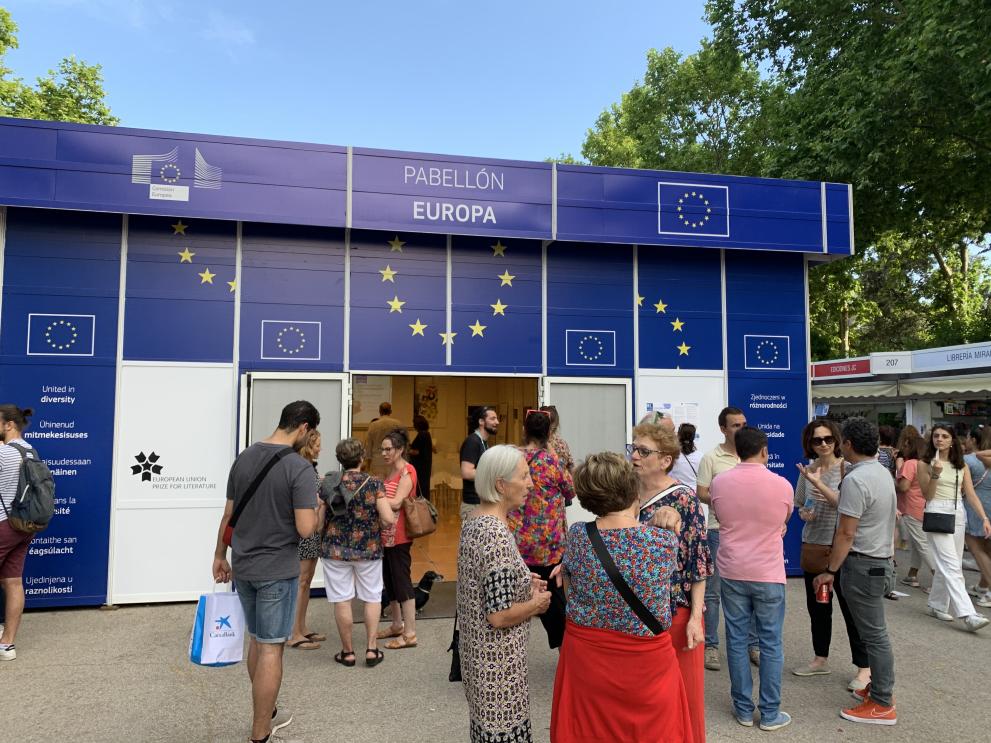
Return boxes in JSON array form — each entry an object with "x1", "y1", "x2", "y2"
[
  {"x1": 403, "y1": 494, "x2": 439, "y2": 539},
  {"x1": 223, "y1": 447, "x2": 294, "y2": 547},
  {"x1": 189, "y1": 588, "x2": 245, "y2": 666},
  {"x1": 800, "y1": 543, "x2": 831, "y2": 574},
  {"x1": 585, "y1": 521, "x2": 664, "y2": 635},
  {"x1": 922, "y1": 468, "x2": 958, "y2": 534}
]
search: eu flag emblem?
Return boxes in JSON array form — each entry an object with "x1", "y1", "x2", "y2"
[
  {"x1": 658, "y1": 182, "x2": 729, "y2": 237},
  {"x1": 261, "y1": 321, "x2": 322, "y2": 360},
  {"x1": 744, "y1": 335, "x2": 791, "y2": 370},
  {"x1": 27, "y1": 314, "x2": 96, "y2": 356},
  {"x1": 565, "y1": 330, "x2": 616, "y2": 367}
]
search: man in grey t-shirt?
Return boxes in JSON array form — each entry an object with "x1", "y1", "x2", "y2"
[
  {"x1": 815, "y1": 417, "x2": 898, "y2": 726},
  {"x1": 212, "y1": 400, "x2": 319, "y2": 743}
]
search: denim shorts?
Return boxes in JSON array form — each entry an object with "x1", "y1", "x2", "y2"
[{"x1": 236, "y1": 577, "x2": 299, "y2": 644}]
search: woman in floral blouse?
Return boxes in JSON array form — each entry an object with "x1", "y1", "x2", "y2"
[
  {"x1": 632, "y1": 421, "x2": 712, "y2": 743},
  {"x1": 509, "y1": 409, "x2": 575, "y2": 649},
  {"x1": 319, "y1": 438, "x2": 395, "y2": 667},
  {"x1": 551, "y1": 452, "x2": 692, "y2": 742}
]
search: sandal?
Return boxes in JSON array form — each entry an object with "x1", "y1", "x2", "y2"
[
  {"x1": 384, "y1": 633, "x2": 418, "y2": 650},
  {"x1": 305, "y1": 632, "x2": 327, "y2": 642},
  {"x1": 375, "y1": 624, "x2": 404, "y2": 640},
  {"x1": 289, "y1": 639, "x2": 321, "y2": 650},
  {"x1": 900, "y1": 576, "x2": 920, "y2": 588},
  {"x1": 334, "y1": 650, "x2": 356, "y2": 667},
  {"x1": 365, "y1": 648, "x2": 384, "y2": 667}
]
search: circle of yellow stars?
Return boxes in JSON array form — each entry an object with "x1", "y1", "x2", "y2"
[
  {"x1": 384, "y1": 236, "x2": 515, "y2": 346},
  {"x1": 577, "y1": 334, "x2": 604, "y2": 361},
  {"x1": 676, "y1": 191, "x2": 713, "y2": 230},
  {"x1": 172, "y1": 220, "x2": 236, "y2": 293},
  {"x1": 45, "y1": 319, "x2": 78, "y2": 351},
  {"x1": 276, "y1": 326, "x2": 307, "y2": 355},
  {"x1": 639, "y1": 290, "x2": 691, "y2": 359}
]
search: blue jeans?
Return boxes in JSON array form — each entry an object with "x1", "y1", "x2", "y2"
[
  {"x1": 720, "y1": 578, "x2": 786, "y2": 721},
  {"x1": 704, "y1": 530, "x2": 758, "y2": 650},
  {"x1": 236, "y1": 577, "x2": 299, "y2": 644}
]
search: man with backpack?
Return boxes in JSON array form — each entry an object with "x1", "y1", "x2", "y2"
[
  {"x1": 212, "y1": 400, "x2": 320, "y2": 743},
  {"x1": 0, "y1": 404, "x2": 55, "y2": 661}
]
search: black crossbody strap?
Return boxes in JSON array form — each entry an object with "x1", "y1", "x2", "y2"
[
  {"x1": 584, "y1": 521, "x2": 664, "y2": 635},
  {"x1": 229, "y1": 447, "x2": 294, "y2": 529}
]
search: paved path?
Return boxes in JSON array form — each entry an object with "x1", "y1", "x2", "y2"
[{"x1": 3, "y1": 576, "x2": 990, "y2": 742}]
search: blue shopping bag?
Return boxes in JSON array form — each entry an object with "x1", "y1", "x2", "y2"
[{"x1": 189, "y1": 589, "x2": 245, "y2": 667}]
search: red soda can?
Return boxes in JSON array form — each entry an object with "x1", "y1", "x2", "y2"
[{"x1": 816, "y1": 583, "x2": 832, "y2": 603}]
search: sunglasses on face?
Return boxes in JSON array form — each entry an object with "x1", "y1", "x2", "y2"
[
  {"x1": 811, "y1": 436, "x2": 835, "y2": 447},
  {"x1": 625, "y1": 443, "x2": 665, "y2": 458}
]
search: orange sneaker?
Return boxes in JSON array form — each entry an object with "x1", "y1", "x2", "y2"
[{"x1": 840, "y1": 698, "x2": 897, "y2": 726}]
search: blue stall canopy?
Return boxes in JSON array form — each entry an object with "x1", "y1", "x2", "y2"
[{"x1": 0, "y1": 116, "x2": 852, "y2": 255}]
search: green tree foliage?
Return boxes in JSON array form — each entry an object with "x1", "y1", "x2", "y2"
[
  {"x1": 0, "y1": 8, "x2": 117, "y2": 125},
  {"x1": 581, "y1": 41, "x2": 783, "y2": 176},
  {"x1": 577, "y1": 3, "x2": 991, "y2": 358},
  {"x1": 704, "y1": 0, "x2": 991, "y2": 355}
]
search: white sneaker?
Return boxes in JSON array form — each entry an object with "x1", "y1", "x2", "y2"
[
  {"x1": 0, "y1": 644, "x2": 15, "y2": 661},
  {"x1": 927, "y1": 606, "x2": 954, "y2": 622},
  {"x1": 975, "y1": 592, "x2": 991, "y2": 609},
  {"x1": 271, "y1": 707, "x2": 293, "y2": 732},
  {"x1": 963, "y1": 614, "x2": 990, "y2": 632}
]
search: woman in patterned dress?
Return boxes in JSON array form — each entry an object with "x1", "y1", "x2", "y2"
[
  {"x1": 509, "y1": 409, "x2": 574, "y2": 649},
  {"x1": 551, "y1": 452, "x2": 692, "y2": 743},
  {"x1": 458, "y1": 445, "x2": 552, "y2": 743},
  {"x1": 631, "y1": 422, "x2": 712, "y2": 743},
  {"x1": 288, "y1": 429, "x2": 327, "y2": 649}
]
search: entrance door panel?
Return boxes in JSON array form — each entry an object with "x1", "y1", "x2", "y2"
[
  {"x1": 241, "y1": 372, "x2": 350, "y2": 591},
  {"x1": 542, "y1": 377, "x2": 632, "y2": 523},
  {"x1": 244, "y1": 373, "x2": 349, "y2": 450}
]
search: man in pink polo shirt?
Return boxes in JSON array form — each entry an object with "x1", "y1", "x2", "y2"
[{"x1": 710, "y1": 426, "x2": 793, "y2": 731}]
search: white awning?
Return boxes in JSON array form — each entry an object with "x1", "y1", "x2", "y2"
[
  {"x1": 897, "y1": 376, "x2": 991, "y2": 398},
  {"x1": 811, "y1": 382, "x2": 899, "y2": 401}
]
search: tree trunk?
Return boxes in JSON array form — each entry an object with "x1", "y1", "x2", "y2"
[{"x1": 841, "y1": 303, "x2": 850, "y2": 356}]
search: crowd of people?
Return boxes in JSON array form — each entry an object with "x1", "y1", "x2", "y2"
[
  {"x1": 456, "y1": 407, "x2": 991, "y2": 743},
  {"x1": 2, "y1": 394, "x2": 990, "y2": 742}
]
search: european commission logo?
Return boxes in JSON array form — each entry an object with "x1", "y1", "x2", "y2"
[
  {"x1": 131, "y1": 146, "x2": 223, "y2": 203},
  {"x1": 658, "y1": 182, "x2": 730, "y2": 237},
  {"x1": 260, "y1": 320, "x2": 322, "y2": 361},
  {"x1": 26, "y1": 314, "x2": 96, "y2": 357},
  {"x1": 744, "y1": 335, "x2": 791, "y2": 371},
  {"x1": 565, "y1": 330, "x2": 616, "y2": 367}
]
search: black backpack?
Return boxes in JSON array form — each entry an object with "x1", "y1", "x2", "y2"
[
  {"x1": 2, "y1": 443, "x2": 56, "y2": 534},
  {"x1": 320, "y1": 472, "x2": 371, "y2": 519}
]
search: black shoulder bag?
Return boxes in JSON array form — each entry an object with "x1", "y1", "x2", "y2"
[
  {"x1": 922, "y1": 467, "x2": 958, "y2": 534},
  {"x1": 223, "y1": 447, "x2": 294, "y2": 547},
  {"x1": 584, "y1": 521, "x2": 664, "y2": 635}
]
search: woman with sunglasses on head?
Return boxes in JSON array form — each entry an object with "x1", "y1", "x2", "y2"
[
  {"x1": 509, "y1": 409, "x2": 575, "y2": 650},
  {"x1": 628, "y1": 421, "x2": 711, "y2": 743},
  {"x1": 792, "y1": 420, "x2": 871, "y2": 690},
  {"x1": 917, "y1": 425, "x2": 991, "y2": 631}
]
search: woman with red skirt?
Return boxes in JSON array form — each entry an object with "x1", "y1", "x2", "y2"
[
  {"x1": 551, "y1": 452, "x2": 693, "y2": 743},
  {"x1": 632, "y1": 421, "x2": 712, "y2": 743}
]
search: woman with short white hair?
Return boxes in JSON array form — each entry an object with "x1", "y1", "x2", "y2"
[{"x1": 457, "y1": 445, "x2": 552, "y2": 743}]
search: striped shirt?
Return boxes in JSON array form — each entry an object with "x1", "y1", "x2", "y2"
[{"x1": 0, "y1": 438, "x2": 30, "y2": 523}]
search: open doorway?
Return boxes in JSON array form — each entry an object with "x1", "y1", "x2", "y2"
[{"x1": 351, "y1": 374, "x2": 539, "y2": 580}]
